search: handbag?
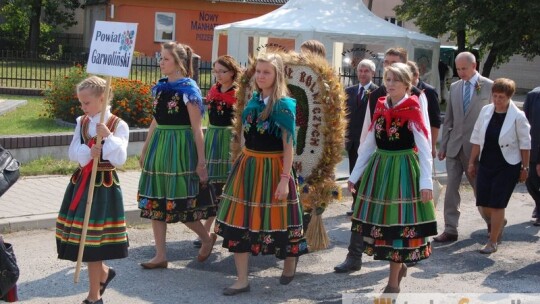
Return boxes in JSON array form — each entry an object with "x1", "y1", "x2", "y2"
[
  {"x1": 0, "y1": 236, "x2": 19, "y2": 298},
  {"x1": 195, "y1": 182, "x2": 217, "y2": 208},
  {"x1": 432, "y1": 165, "x2": 444, "y2": 208},
  {"x1": 0, "y1": 146, "x2": 20, "y2": 197}
]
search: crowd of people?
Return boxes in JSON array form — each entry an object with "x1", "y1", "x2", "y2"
[{"x1": 45, "y1": 40, "x2": 539, "y2": 304}]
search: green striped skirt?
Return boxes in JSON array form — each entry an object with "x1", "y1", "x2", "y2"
[
  {"x1": 138, "y1": 125, "x2": 217, "y2": 223},
  {"x1": 214, "y1": 148, "x2": 308, "y2": 259},
  {"x1": 56, "y1": 169, "x2": 128, "y2": 262},
  {"x1": 351, "y1": 148, "x2": 437, "y2": 263},
  {"x1": 205, "y1": 124, "x2": 233, "y2": 184}
]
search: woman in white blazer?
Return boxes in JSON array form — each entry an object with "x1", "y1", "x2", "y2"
[{"x1": 468, "y1": 78, "x2": 531, "y2": 254}]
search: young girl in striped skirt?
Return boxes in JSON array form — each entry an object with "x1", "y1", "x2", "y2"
[
  {"x1": 137, "y1": 42, "x2": 217, "y2": 268},
  {"x1": 192, "y1": 55, "x2": 242, "y2": 248},
  {"x1": 348, "y1": 63, "x2": 437, "y2": 294},
  {"x1": 56, "y1": 76, "x2": 129, "y2": 304},
  {"x1": 215, "y1": 53, "x2": 308, "y2": 295}
]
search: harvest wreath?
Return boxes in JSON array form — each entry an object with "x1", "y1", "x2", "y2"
[{"x1": 231, "y1": 51, "x2": 347, "y2": 250}]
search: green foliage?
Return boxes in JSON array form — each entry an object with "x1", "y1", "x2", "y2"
[
  {"x1": 395, "y1": 0, "x2": 540, "y2": 77},
  {"x1": 43, "y1": 65, "x2": 87, "y2": 123},
  {"x1": 43, "y1": 65, "x2": 154, "y2": 128},
  {"x1": 0, "y1": 0, "x2": 80, "y2": 52},
  {"x1": 109, "y1": 78, "x2": 154, "y2": 128}
]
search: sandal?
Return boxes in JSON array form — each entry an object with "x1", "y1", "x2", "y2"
[
  {"x1": 99, "y1": 267, "x2": 116, "y2": 295},
  {"x1": 479, "y1": 241, "x2": 498, "y2": 254}
]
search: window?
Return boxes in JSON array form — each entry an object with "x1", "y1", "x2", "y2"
[
  {"x1": 155, "y1": 12, "x2": 175, "y2": 42},
  {"x1": 385, "y1": 16, "x2": 403, "y2": 27}
]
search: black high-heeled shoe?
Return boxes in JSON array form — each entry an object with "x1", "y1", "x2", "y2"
[{"x1": 279, "y1": 256, "x2": 299, "y2": 285}]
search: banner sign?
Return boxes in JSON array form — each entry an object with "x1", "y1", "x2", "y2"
[{"x1": 86, "y1": 21, "x2": 138, "y2": 78}]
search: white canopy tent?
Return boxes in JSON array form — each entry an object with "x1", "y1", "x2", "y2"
[{"x1": 212, "y1": 0, "x2": 441, "y2": 89}]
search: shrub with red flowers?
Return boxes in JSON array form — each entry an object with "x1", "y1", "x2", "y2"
[{"x1": 44, "y1": 65, "x2": 153, "y2": 128}]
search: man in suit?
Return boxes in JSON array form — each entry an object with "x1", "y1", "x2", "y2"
[
  {"x1": 344, "y1": 59, "x2": 379, "y2": 215},
  {"x1": 334, "y1": 59, "x2": 378, "y2": 273},
  {"x1": 523, "y1": 86, "x2": 540, "y2": 226},
  {"x1": 434, "y1": 51, "x2": 493, "y2": 242},
  {"x1": 407, "y1": 60, "x2": 442, "y2": 157}
]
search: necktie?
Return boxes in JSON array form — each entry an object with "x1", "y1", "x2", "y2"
[
  {"x1": 463, "y1": 81, "x2": 471, "y2": 113},
  {"x1": 357, "y1": 86, "x2": 365, "y2": 108}
]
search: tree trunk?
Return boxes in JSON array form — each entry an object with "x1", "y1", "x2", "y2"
[
  {"x1": 27, "y1": 0, "x2": 42, "y2": 53},
  {"x1": 456, "y1": 30, "x2": 466, "y2": 52},
  {"x1": 481, "y1": 48, "x2": 498, "y2": 78}
]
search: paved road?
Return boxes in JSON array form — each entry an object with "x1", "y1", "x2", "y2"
[{"x1": 2, "y1": 183, "x2": 539, "y2": 303}]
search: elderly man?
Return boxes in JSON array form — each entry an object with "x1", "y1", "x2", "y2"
[
  {"x1": 434, "y1": 52, "x2": 493, "y2": 242},
  {"x1": 344, "y1": 59, "x2": 379, "y2": 216}
]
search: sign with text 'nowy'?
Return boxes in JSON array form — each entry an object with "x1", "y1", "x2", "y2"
[{"x1": 87, "y1": 21, "x2": 138, "y2": 78}]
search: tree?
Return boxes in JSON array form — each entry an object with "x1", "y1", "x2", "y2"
[
  {"x1": 395, "y1": 0, "x2": 540, "y2": 77},
  {"x1": 0, "y1": 0, "x2": 80, "y2": 53}
]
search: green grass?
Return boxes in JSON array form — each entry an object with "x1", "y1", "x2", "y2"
[
  {"x1": 20, "y1": 155, "x2": 141, "y2": 176},
  {"x1": 0, "y1": 95, "x2": 73, "y2": 135}
]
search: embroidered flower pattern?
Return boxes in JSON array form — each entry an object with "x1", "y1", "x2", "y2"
[
  {"x1": 401, "y1": 227, "x2": 417, "y2": 238},
  {"x1": 152, "y1": 92, "x2": 161, "y2": 113},
  {"x1": 370, "y1": 226, "x2": 383, "y2": 238},
  {"x1": 167, "y1": 93, "x2": 181, "y2": 114},
  {"x1": 374, "y1": 117, "x2": 402, "y2": 141}
]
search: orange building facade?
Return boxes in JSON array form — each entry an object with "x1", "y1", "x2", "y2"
[{"x1": 103, "y1": 0, "x2": 284, "y2": 60}]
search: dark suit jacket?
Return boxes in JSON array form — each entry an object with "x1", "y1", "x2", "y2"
[
  {"x1": 417, "y1": 80, "x2": 442, "y2": 129},
  {"x1": 523, "y1": 86, "x2": 540, "y2": 163},
  {"x1": 345, "y1": 82, "x2": 379, "y2": 150}
]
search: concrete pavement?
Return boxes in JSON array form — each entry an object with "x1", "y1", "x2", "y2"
[{"x1": 2, "y1": 180, "x2": 539, "y2": 303}]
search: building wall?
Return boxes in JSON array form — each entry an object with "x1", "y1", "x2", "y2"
[{"x1": 108, "y1": 0, "x2": 281, "y2": 60}]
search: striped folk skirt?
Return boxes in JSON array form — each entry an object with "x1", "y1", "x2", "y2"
[
  {"x1": 56, "y1": 169, "x2": 128, "y2": 262},
  {"x1": 351, "y1": 149, "x2": 437, "y2": 263},
  {"x1": 215, "y1": 148, "x2": 308, "y2": 259},
  {"x1": 138, "y1": 125, "x2": 217, "y2": 223},
  {"x1": 205, "y1": 125, "x2": 233, "y2": 184}
]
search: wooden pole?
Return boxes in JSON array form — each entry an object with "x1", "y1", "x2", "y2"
[{"x1": 74, "y1": 75, "x2": 113, "y2": 283}]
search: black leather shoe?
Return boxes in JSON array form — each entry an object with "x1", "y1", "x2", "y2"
[
  {"x1": 346, "y1": 210, "x2": 353, "y2": 216},
  {"x1": 334, "y1": 257, "x2": 362, "y2": 273}
]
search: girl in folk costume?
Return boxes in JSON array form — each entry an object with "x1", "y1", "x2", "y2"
[
  {"x1": 215, "y1": 53, "x2": 308, "y2": 296},
  {"x1": 193, "y1": 55, "x2": 243, "y2": 248},
  {"x1": 56, "y1": 76, "x2": 129, "y2": 304},
  {"x1": 137, "y1": 42, "x2": 217, "y2": 269},
  {"x1": 348, "y1": 63, "x2": 437, "y2": 294}
]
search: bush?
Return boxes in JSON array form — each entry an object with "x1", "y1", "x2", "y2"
[{"x1": 44, "y1": 65, "x2": 153, "y2": 128}]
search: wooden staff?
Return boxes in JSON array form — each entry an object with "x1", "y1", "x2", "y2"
[{"x1": 74, "y1": 75, "x2": 113, "y2": 283}]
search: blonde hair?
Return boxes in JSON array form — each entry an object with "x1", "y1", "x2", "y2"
[
  {"x1": 254, "y1": 52, "x2": 290, "y2": 120},
  {"x1": 162, "y1": 42, "x2": 194, "y2": 78},
  {"x1": 76, "y1": 76, "x2": 113, "y2": 103},
  {"x1": 383, "y1": 62, "x2": 413, "y2": 91},
  {"x1": 300, "y1": 40, "x2": 327, "y2": 57}
]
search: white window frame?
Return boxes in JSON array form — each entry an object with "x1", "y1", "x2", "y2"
[{"x1": 154, "y1": 12, "x2": 176, "y2": 42}]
